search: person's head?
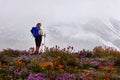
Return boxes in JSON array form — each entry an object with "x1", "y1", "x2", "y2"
[{"x1": 36, "y1": 23, "x2": 41, "y2": 27}]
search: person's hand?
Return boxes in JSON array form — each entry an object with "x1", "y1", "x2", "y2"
[{"x1": 43, "y1": 34, "x2": 46, "y2": 37}]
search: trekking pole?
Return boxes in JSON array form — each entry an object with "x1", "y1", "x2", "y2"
[
  {"x1": 40, "y1": 36, "x2": 45, "y2": 53},
  {"x1": 43, "y1": 33, "x2": 46, "y2": 52},
  {"x1": 44, "y1": 33, "x2": 46, "y2": 46}
]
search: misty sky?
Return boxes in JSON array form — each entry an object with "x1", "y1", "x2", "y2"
[{"x1": 0, "y1": 0, "x2": 120, "y2": 51}]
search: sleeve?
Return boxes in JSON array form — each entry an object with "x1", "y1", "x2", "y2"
[{"x1": 39, "y1": 29, "x2": 43, "y2": 35}]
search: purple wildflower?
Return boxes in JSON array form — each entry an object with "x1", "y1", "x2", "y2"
[
  {"x1": 14, "y1": 69, "x2": 22, "y2": 76},
  {"x1": 21, "y1": 67, "x2": 28, "y2": 73},
  {"x1": 20, "y1": 54, "x2": 29, "y2": 60},
  {"x1": 90, "y1": 61, "x2": 100, "y2": 66},
  {"x1": 27, "y1": 73, "x2": 46, "y2": 80},
  {"x1": 14, "y1": 68, "x2": 28, "y2": 76},
  {"x1": 56, "y1": 73, "x2": 75, "y2": 80}
]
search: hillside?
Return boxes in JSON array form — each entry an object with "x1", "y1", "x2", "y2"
[{"x1": 0, "y1": 46, "x2": 120, "y2": 80}]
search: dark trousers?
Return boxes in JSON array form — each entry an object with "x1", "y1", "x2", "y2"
[{"x1": 35, "y1": 36, "x2": 42, "y2": 47}]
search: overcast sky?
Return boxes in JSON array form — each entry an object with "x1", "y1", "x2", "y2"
[
  {"x1": 0, "y1": 0, "x2": 120, "y2": 23},
  {"x1": 0, "y1": 0, "x2": 120, "y2": 51}
]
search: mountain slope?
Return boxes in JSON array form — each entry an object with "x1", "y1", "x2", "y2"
[{"x1": 47, "y1": 18, "x2": 120, "y2": 51}]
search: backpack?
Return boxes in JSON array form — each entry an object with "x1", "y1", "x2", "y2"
[{"x1": 31, "y1": 27, "x2": 41, "y2": 37}]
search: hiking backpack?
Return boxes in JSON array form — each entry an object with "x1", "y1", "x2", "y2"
[{"x1": 31, "y1": 27, "x2": 41, "y2": 37}]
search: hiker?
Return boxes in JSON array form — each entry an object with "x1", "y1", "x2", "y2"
[{"x1": 31, "y1": 23, "x2": 46, "y2": 53}]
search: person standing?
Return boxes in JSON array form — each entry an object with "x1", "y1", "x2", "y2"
[{"x1": 31, "y1": 23, "x2": 46, "y2": 53}]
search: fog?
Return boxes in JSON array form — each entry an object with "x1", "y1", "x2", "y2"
[{"x1": 0, "y1": 0, "x2": 120, "y2": 51}]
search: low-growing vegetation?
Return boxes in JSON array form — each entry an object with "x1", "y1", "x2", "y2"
[{"x1": 0, "y1": 46, "x2": 120, "y2": 80}]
